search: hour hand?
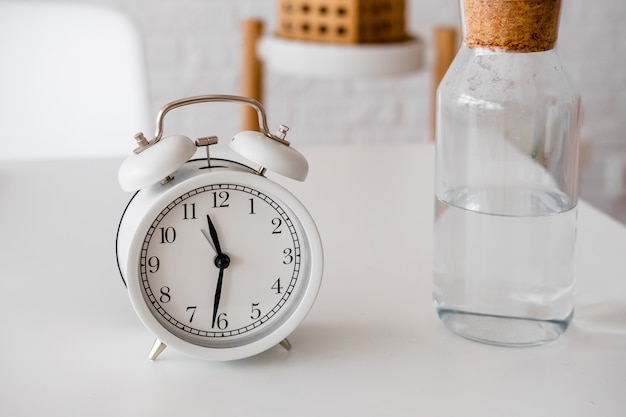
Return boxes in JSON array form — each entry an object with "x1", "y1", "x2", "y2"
[
  {"x1": 205, "y1": 214, "x2": 223, "y2": 255},
  {"x1": 201, "y1": 229, "x2": 217, "y2": 253}
]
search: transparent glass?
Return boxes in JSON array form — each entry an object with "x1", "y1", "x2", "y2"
[{"x1": 433, "y1": 0, "x2": 581, "y2": 346}]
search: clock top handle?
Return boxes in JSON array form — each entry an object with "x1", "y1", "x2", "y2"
[
  {"x1": 118, "y1": 94, "x2": 309, "y2": 191},
  {"x1": 131, "y1": 94, "x2": 288, "y2": 155}
]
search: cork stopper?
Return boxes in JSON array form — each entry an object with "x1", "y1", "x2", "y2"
[{"x1": 462, "y1": 0, "x2": 562, "y2": 52}]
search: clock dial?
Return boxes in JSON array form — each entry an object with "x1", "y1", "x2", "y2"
[{"x1": 139, "y1": 183, "x2": 307, "y2": 348}]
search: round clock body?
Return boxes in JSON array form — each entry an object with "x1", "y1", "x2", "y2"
[{"x1": 116, "y1": 159, "x2": 323, "y2": 360}]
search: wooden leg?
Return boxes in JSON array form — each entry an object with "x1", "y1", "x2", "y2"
[{"x1": 241, "y1": 19, "x2": 264, "y2": 131}]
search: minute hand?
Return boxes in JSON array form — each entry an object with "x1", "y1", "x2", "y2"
[
  {"x1": 205, "y1": 214, "x2": 230, "y2": 329},
  {"x1": 212, "y1": 267, "x2": 225, "y2": 329}
]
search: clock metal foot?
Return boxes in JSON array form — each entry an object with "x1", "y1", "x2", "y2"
[
  {"x1": 148, "y1": 339, "x2": 167, "y2": 361},
  {"x1": 279, "y1": 338, "x2": 291, "y2": 351}
]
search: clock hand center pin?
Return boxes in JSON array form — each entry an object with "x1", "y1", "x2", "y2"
[{"x1": 201, "y1": 230, "x2": 232, "y2": 268}]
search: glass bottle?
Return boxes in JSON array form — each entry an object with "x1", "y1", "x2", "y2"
[{"x1": 433, "y1": 0, "x2": 581, "y2": 346}]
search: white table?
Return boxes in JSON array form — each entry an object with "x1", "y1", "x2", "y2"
[{"x1": 1, "y1": 144, "x2": 625, "y2": 416}]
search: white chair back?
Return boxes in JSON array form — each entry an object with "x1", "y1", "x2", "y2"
[{"x1": 0, "y1": 2, "x2": 151, "y2": 160}]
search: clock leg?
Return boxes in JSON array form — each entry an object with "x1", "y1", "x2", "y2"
[
  {"x1": 279, "y1": 338, "x2": 291, "y2": 351},
  {"x1": 148, "y1": 339, "x2": 167, "y2": 361}
]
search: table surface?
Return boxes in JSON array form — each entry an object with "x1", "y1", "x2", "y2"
[{"x1": 1, "y1": 143, "x2": 625, "y2": 416}]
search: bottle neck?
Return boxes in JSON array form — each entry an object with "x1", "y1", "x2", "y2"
[{"x1": 461, "y1": 0, "x2": 562, "y2": 52}]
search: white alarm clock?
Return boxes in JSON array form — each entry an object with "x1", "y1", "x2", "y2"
[{"x1": 115, "y1": 95, "x2": 323, "y2": 361}]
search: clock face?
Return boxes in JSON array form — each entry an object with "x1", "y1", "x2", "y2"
[{"x1": 139, "y1": 182, "x2": 309, "y2": 349}]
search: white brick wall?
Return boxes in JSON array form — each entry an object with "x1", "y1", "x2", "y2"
[{"x1": 15, "y1": 0, "x2": 626, "y2": 153}]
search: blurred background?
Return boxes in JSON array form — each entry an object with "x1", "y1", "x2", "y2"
[{"x1": 1, "y1": 0, "x2": 624, "y2": 223}]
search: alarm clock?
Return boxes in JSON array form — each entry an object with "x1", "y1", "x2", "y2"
[{"x1": 115, "y1": 95, "x2": 323, "y2": 361}]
